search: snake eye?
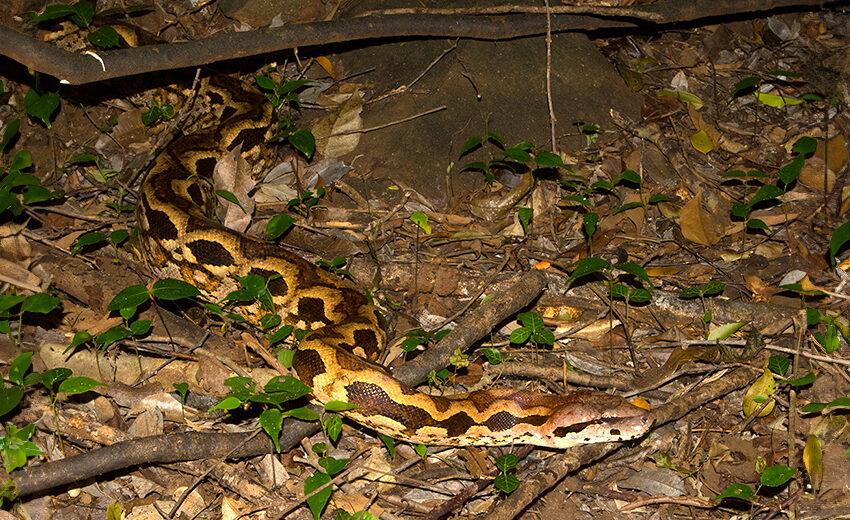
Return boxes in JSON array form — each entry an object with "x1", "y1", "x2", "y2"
[{"x1": 610, "y1": 428, "x2": 621, "y2": 437}]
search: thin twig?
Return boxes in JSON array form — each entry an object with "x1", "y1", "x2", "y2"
[{"x1": 315, "y1": 105, "x2": 447, "y2": 139}]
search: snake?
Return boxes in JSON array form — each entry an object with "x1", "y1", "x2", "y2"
[{"x1": 136, "y1": 75, "x2": 653, "y2": 448}]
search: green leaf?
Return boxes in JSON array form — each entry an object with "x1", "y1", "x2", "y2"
[
  {"x1": 285, "y1": 407, "x2": 320, "y2": 422},
  {"x1": 612, "y1": 201, "x2": 643, "y2": 215},
  {"x1": 647, "y1": 193, "x2": 670, "y2": 204},
  {"x1": 746, "y1": 218, "x2": 770, "y2": 231},
  {"x1": 324, "y1": 415, "x2": 342, "y2": 442},
  {"x1": 567, "y1": 257, "x2": 610, "y2": 283},
  {"x1": 304, "y1": 471, "x2": 332, "y2": 520},
  {"x1": 707, "y1": 322, "x2": 747, "y2": 341},
  {"x1": 768, "y1": 355, "x2": 790, "y2": 376},
  {"x1": 215, "y1": 190, "x2": 246, "y2": 213},
  {"x1": 24, "y1": 89, "x2": 60, "y2": 128},
  {"x1": 209, "y1": 396, "x2": 243, "y2": 411},
  {"x1": 494, "y1": 473, "x2": 519, "y2": 494},
  {"x1": 410, "y1": 211, "x2": 431, "y2": 234},
  {"x1": 761, "y1": 465, "x2": 797, "y2": 487},
  {"x1": 627, "y1": 288, "x2": 652, "y2": 303},
  {"x1": 20, "y1": 293, "x2": 61, "y2": 314},
  {"x1": 828, "y1": 221, "x2": 850, "y2": 266},
  {"x1": 517, "y1": 207, "x2": 532, "y2": 234},
  {"x1": 319, "y1": 456, "x2": 349, "y2": 475},
  {"x1": 480, "y1": 348, "x2": 503, "y2": 365},
  {"x1": 533, "y1": 150, "x2": 564, "y2": 168},
  {"x1": 617, "y1": 262, "x2": 652, "y2": 287},
  {"x1": 517, "y1": 312, "x2": 544, "y2": 332},
  {"x1": 755, "y1": 92, "x2": 802, "y2": 108},
  {"x1": 151, "y1": 278, "x2": 201, "y2": 300},
  {"x1": 750, "y1": 184, "x2": 783, "y2": 206},
  {"x1": 1, "y1": 119, "x2": 20, "y2": 152},
  {"x1": 459, "y1": 136, "x2": 483, "y2": 157},
  {"x1": 583, "y1": 212, "x2": 599, "y2": 243},
  {"x1": 96, "y1": 325, "x2": 132, "y2": 349},
  {"x1": 57, "y1": 376, "x2": 105, "y2": 395},
  {"x1": 0, "y1": 387, "x2": 24, "y2": 418},
  {"x1": 378, "y1": 433, "x2": 395, "y2": 457},
  {"x1": 679, "y1": 287, "x2": 701, "y2": 299},
  {"x1": 260, "y1": 409, "x2": 283, "y2": 452},
  {"x1": 288, "y1": 130, "x2": 315, "y2": 159},
  {"x1": 784, "y1": 371, "x2": 815, "y2": 387},
  {"x1": 501, "y1": 146, "x2": 532, "y2": 163},
  {"x1": 460, "y1": 161, "x2": 487, "y2": 173},
  {"x1": 8, "y1": 353, "x2": 33, "y2": 386},
  {"x1": 109, "y1": 229, "x2": 129, "y2": 246},
  {"x1": 656, "y1": 89, "x2": 704, "y2": 108},
  {"x1": 792, "y1": 136, "x2": 818, "y2": 157},
  {"x1": 266, "y1": 213, "x2": 295, "y2": 241},
  {"x1": 129, "y1": 319, "x2": 151, "y2": 336},
  {"x1": 88, "y1": 25, "x2": 120, "y2": 48},
  {"x1": 22, "y1": 185, "x2": 52, "y2": 205},
  {"x1": 72, "y1": 231, "x2": 108, "y2": 255},
  {"x1": 487, "y1": 131, "x2": 506, "y2": 148},
  {"x1": 41, "y1": 367, "x2": 71, "y2": 389},
  {"x1": 324, "y1": 400, "x2": 359, "y2": 412},
  {"x1": 702, "y1": 281, "x2": 725, "y2": 296},
  {"x1": 806, "y1": 307, "x2": 821, "y2": 326},
  {"x1": 779, "y1": 156, "x2": 804, "y2": 185},
  {"x1": 107, "y1": 285, "x2": 150, "y2": 311},
  {"x1": 67, "y1": 331, "x2": 92, "y2": 351},
  {"x1": 495, "y1": 453, "x2": 518, "y2": 472},
  {"x1": 716, "y1": 483, "x2": 755, "y2": 502},
  {"x1": 0, "y1": 295, "x2": 25, "y2": 314},
  {"x1": 509, "y1": 327, "x2": 532, "y2": 344}
]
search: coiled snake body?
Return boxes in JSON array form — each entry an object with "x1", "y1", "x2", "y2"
[{"x1": 137, "y1": 76, "x2": 652, "y2": 448}]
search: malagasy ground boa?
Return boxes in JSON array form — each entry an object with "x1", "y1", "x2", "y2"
[{"x1": 137, "y1": 75, "x2": 653, "y2": 448}]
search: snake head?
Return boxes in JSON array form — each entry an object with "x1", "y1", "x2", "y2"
[{"x1": 543, "y1": 390, "x2": 654, "y2": 449}]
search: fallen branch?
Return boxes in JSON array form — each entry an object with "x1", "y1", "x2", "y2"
[{"x1": 0, "y1": 0, "x2": 836, "y2": 84}]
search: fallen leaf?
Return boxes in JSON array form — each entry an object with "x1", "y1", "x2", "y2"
[{"x1": 680, "y1": 192, "x2": 721, "y2": 245}]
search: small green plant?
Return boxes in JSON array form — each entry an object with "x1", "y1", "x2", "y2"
[
  {"x1": 509, "y1": 312, "x2": 554, "y2": 348},
  {"x1": 458, "y1": 130, "x2": 564, "y2": 187},
  {"x1": 494, "y1": 453, "x2": 519, "y2": 494},
  {"x1": 399, "y1": 329, "x2": 451, "y2": 360},
  {"x1": 287, "y1": 188, "x2": 325, "y2": 216},
  {"x1": 559, "y1": 169, "x2": 644, "y2": 249},
  {"x1": 829, "y1": 220, "x2": 850, "y2": 266},
  {"x1": 28, "y1": 1, "x2": 122, "y2": 49},
  {"x1": 0, "y1": 424, "x2": 41, "y2": 473},
  {"x1": 573, "y1": 120, "x2": 601, "y2": 150},
  {"x1": 567, "y1": 258, "x2": 652, "y2": 347},
  {"x1": 0, "y1": 293, "x2": 62, "y2": 346},
  {"x1": 71, "y1": 229, "x2": 130, "y2": 264},
  {"x1": 716, "y1": 463, "x2": 798, "y2": 505},
  {"x1": 254, "y1": 74, "x2": 315, "y2": 159},
  {"x1": 141, "y1": 99, "x2": 175, "y2": 126},
  {"x1": 1, "y1": 352, "x2": 104, "y2": 461},
  {"x1": 209, "y1": 375, "x2": 318, "y2": 451},
  {"x1": 0, "y1": 150, "x2": 65, "y2": 218},
  {"x1": 316, "y1": 257, "x2": 352, "y2": 280}
]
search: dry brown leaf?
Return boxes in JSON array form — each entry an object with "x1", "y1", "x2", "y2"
[
  {"x1": 799, "y1": 156, "x2": 836, "y2": 192},
  {"x1": 743, "y1": 273, "x2": 776, "y2": 301},
  {"x1": 313, "y1": 89, "x2": 364, "y2": 158},
  {"x1": 680, "y1": 192, "x2": 721, "y2": 245},
  {"x1": 214, "y1": 145, "x2": 255, "y2": 233},
  {"x1": 814, "y1": 134, "x2": 848, "y2": 173}
]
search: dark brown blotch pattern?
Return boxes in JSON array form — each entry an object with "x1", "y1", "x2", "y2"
[{"x1": 187, "y1": 239, "x2": 235, "y2": 266}]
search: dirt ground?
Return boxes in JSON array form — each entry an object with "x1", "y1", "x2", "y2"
[{"x1": 0, "y1": 1, "x2": 849, "y2": 519}]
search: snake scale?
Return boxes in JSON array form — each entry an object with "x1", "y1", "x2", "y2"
[{"x1": 137, "y1": 76, "x2": 653, "y2": 448}]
